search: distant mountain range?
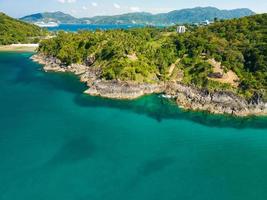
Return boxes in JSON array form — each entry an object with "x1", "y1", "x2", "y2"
[
  {"x1": 20, "y1": 11, "x2": 80, "y2": 24},
  {"x1": 20, "y1": 7, "x2": 255, "y2": 25}
]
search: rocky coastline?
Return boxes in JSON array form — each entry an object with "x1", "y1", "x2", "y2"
[{"x1": 31, "y1": 54, "x2": 267, "y2": 117}]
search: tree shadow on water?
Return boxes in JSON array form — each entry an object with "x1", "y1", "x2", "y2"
[
  {"x1": 11, "y1": 60, "x2": 87, "y2": 95},
  {"x1": 74, "y1": 94, "x2": 267, "y2": 130},
  {"x1": 9, "y1": 55, "x2": 267, "y2": 130}
]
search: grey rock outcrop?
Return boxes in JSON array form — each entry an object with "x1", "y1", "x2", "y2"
[
  {"x1": 31, "y1": 54, "x2": 267, "y2": 117},
  {"x1": 165, "y1": 82, "x2": 267, "y2": 116},
  {"x1": 85, "y1": 80, "x2": 165, "y2": 99}
]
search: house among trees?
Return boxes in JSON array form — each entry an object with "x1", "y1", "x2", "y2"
[
  {"x1": 200, "y1": 20, "x2": 212, "y2": 26},
  {"x1": 177, "y1": 26, "x2": 186, "y2": 34}
]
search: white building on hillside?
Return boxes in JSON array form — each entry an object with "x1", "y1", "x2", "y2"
[
  {"x1": 200, "y1": 20, "x2": 211, "y2": 26},
  {"x1": 177, "y1": 26, "x2": 186, "y2": 34}
]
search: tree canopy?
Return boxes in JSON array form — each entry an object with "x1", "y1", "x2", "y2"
[
  {"x1": 38, "y1": 14, "x2": 267, "y2": 99},
  {"x1": 0, "y1": 13, "x2": 47, "y2": 45}
]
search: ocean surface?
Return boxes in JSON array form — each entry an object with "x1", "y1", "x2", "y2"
[
  {"x1": 47, "y1": 24, "x2": 144, "y2": 32},
  {"x1": 1, "y1": 52, "x2": 267, "y2": 200}
]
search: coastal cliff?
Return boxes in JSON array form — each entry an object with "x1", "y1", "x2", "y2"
[
  {"x1": 31, "y1": 54, "x2": 165, "y2": 99},
  {"x1": 165, "y1": 83, "x2": 267, "y2": 116},
  {"x1": 31, "y1": 54, "x2": 267, "y2": 117}
]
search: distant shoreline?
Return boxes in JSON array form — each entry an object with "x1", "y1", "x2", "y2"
[{"x1": 0, "y1": 44, "x2": 39, "y2": 52}]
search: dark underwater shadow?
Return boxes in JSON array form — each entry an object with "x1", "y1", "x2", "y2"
[
  {"x1": 10, "y1": 54, "x2": 267, "y2": 130},
  {"x1": 138, "y1": 156, "x2": 176, "y2": 177},
  {"x1": 124, "y1": 156, "x2": 177, "y2": 192},
  {"x1": 45, "y1": 136, "x2": 95, "y2": 167}
]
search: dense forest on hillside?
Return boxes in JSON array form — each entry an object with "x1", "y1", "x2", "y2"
[
  {"x1": 38, "y1": 14, "x2": 267, "y2": 99},
  {"x1": 0, "y1": 13, "x2": 46, "y2": 45}
]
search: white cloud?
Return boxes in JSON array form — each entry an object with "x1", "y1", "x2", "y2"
[
  {"x1": 82, "y1": 6, "x2": 87, "y2": 10},
  {"x1": 58, "y1": 0, "x2": 77, "y2": 3},
  {"x1": 130, "y1": 6, "x2": 140, "y2": 12},
  {"x1": 113, "y1": 3, "x2": 121, "y2": 9},
  {"x1": 91, "y1": 2, "x2": 98, "y2": 7}
]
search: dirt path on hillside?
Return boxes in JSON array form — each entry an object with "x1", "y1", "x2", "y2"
[
  {"x1": 169, "y1": 58, "x2": 181, "y2": 77},
  {"x1": 208, "y1": 58, "x2": 239, "y2": 87}
]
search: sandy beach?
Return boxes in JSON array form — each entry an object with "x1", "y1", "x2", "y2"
[{"x1": 0, "y1": 44, "x2": 39, "y2": 52}]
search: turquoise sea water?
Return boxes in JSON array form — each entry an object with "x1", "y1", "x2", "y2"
[{"x1": 0, "y1": 52, "x2": 267, "y2": 200}]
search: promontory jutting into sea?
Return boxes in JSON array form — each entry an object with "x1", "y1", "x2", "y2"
[{"x1": 0, "y1": 2, "x2": 267, "y2": 200}]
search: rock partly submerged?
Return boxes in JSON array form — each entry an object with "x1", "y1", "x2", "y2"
[{"x1": 31, "y1": 54, "x2": 267, "y2": 117}]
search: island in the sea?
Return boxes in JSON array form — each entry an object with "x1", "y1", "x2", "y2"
[{"x1": 1, "y1": 11, "x2": 267, "y2": 116}]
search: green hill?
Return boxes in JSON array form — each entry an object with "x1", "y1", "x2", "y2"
[
  {"x1": 84, "y1": 7, "x2": 255, "y2": 25},
  {"x1": 0, "y1": 13, "x2": 46, "y2": 45},
  {"x1": 21, "y1": 7, "x2": 255, "y2": 25},
  {"x1": 20, "y1": 11, "x2": 80, "y2": 24},
  {"x1": 38, "y1": 14, "x2": 267, "y2": 99},
  {"x1": 155, "y1": 7, "x2": 255, "y2": 24}
]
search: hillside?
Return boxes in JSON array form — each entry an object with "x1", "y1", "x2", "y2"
[
  {"x1": 20, "y1": 11, "x2": 80, "y2": 24},
  {"x1": 84, "y1": 7, "x2": 255, "y2": 25},
  {"x1": 20, "y1": 7, "x2": 255, "y2": 25},
  {"x1": 0, "y1": 13, "x2": 46, "y2": 45},
  {"x1": 154, "y1": 7, "x2": 255, "y2": 24},
  {"x1": 37, "y1": 14, "x2": 267, "y2": 100},
  {"x1": 82, "y1": 12, "x2": 153, "y2": 25}
]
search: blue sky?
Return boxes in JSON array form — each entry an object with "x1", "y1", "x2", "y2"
[{"x1": 0, "y1": 0, "x2": 266, "y2": 18}]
